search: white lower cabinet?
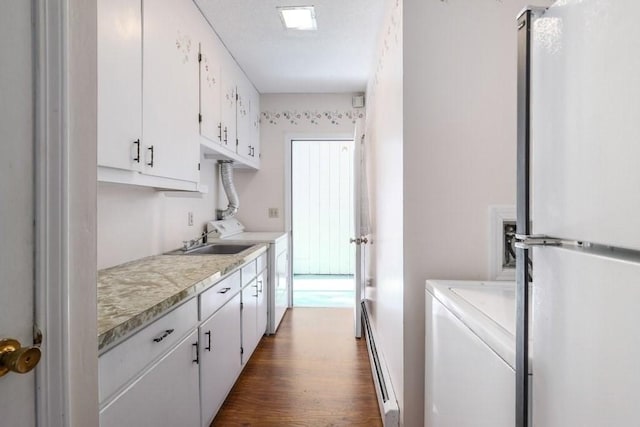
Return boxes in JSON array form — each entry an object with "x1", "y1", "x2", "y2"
[
  {"x1": 241, "y1": 280, "x2": 259, "y2": 364},
  {"x1": 99, "y1": 258, "x2": 267, "y2": 426},
  {"x1": 256, "y1": 269, "x2": 267, "y2": 338},
  {"x1": 100, "y1": 330, "x2": 200, "y2": 427},
  {"x1": 199, "y1": 293, "x2": 241, "y2": 427}
]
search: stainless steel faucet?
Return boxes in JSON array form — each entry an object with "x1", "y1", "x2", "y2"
[{"x1": 182, "y1": 229, "x2": 218, "y2": 251}]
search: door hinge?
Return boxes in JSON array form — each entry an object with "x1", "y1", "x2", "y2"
[
  {"x1": 198, "y1": 163, "x2": 201, "y2": 171},
  {"x1": 240, "y1": 346, "x2": 244, "y2": 355},
  {"x1": 240, "y1": 302, "x2": 244, "y2": 310},
  {"x1": 198, "y1": 113, "x2": 202, "y2": 123},
  {"x1": 236, "y1": 93, "x2": 239, "y2": 101},
  {"x1": 198, "y1": 53, "x2": 202, "y2": 62},
  {"x1": 236, "y1": 138, "x2": 239, "y2": 147}
]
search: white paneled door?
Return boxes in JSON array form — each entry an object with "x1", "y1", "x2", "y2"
[
  {"x1": 292, "y1": 140, "x2": 355, "y2": 275},
  {"x1": 0, "y1": 2, "x2": 37, "y2": 425}
]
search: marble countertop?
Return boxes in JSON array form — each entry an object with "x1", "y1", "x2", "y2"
[{"x1": 98, "y1": 244, "x2": 268, "y2": 352}]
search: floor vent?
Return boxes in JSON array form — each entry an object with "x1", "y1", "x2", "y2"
[{"x1": 361, "y1": 301, "x2": 400, "y2": 427}]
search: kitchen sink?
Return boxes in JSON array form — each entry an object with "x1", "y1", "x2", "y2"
[{"x1": 181, "y1": 244, "x2": 254, "y2": 255}]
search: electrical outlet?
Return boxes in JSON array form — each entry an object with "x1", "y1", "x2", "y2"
[
  {"x1": 268, "y1": 208, "x2": 279, "y2": 218},
  {"x1": 188, "y1": 211, "x2": 194, "y2": 226},
  {"x1": 502, "y1": 221, "x2": 517, "y2": 268}
]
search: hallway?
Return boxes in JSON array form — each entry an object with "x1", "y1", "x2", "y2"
[{"x1": 212, "y1": 308, "x2": 382, "y2": 426}]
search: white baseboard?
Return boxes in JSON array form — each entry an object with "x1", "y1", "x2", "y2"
[{"x1": 361, "y1": 302, "x2": 400, "y2": 427}]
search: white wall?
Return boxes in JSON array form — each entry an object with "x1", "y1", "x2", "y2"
[
  {"x1": 364, "y1": 0, "x2": 405, "y2": 422},
  {"x1": 232, "y1": 93, "x2": 363, "y2": 231},
  {"x1": 97, "y1": 158, "x2": 219, "y2": 269},
  {"x1": 366, "y1": 0, "x2": 555, "y2": 425}
]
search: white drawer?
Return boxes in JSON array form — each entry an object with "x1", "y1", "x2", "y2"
[
  {"x1": 241, "y1": 260, "x2": 257, "y2": 287},
  {"x1": 99, "y1": 297, "x2": 198, "y2": 405},
  {"x1": 200, "y1": 270, "x2": 241, "y2": 321},
  {"x1": 256, "y1": 252, "x2": 267, "y2": 273}
]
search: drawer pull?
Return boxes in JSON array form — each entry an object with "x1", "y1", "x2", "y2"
[
  {"x1": 152, "y1": 329, "x2": 174, "y2": 343},
  {"x1": 205, "y1": 331, "x2": 212, "y2": 351},
  {"x1": 218, "y1": 287, "x2": 231, "y2": 294}
]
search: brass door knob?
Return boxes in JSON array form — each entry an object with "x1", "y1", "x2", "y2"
[{"x1": 0, "y1": 338, "x2": 41, "y2": 377}]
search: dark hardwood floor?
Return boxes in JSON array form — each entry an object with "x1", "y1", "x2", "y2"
[{"x1": 211, "y1": 308, "x2": 383, "y2": 427}]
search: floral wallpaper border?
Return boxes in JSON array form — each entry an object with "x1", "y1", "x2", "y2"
[
  {"x1": 370, "y1": 0, "x2": 402, "y2": 98},
  {"x1": 261, "y1": 109, "x2": 365, "y2": 126}
]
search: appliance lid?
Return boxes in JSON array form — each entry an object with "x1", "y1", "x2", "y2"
[{"x1": 426, "y1": 280, "x2": 528, "y2": 371}]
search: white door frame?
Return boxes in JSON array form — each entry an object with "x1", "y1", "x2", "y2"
[
  {"x1": 33, "y1": 1, "x2": 99, "y2": 425},
  {"x1": 284, "y1": 132, "x2": 355, "y2": 309}
]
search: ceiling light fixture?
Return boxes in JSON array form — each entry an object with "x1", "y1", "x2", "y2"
[{"x1": 277, "y1": 6, "x2": 317, "y2": 31}]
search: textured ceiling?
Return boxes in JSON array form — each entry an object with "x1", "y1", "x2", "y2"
[{"x1": 195, "y1": 0, "x2": 385, "y2": 93}]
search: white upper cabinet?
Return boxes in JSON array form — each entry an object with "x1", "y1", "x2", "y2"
[
  {"x1": 142, "y1": 0, "x2": 201, "y2": 183},
  {"x1": 97, "y1": 0, "x2": 142, "y2": 172},
  {"x1": 219, "y1": 52, "x2": 238, "y2": 154},
  {"x1": 98, "y1": 0, "x2": 260, "y2": 187},
  {"x1": 198, "y1": 28, "x2": 222, "y2": 146},
  {"x1": 236, "y1": 73, "x2": 260, "y2": 167}
]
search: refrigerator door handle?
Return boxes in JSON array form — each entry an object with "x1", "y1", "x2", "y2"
[{"x1": 515, "y1": 235, "x2": 584, "y2": 249}]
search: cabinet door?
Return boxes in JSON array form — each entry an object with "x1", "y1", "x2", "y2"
[
  {"x1": 236, "y1": 76, "x2": 252, "y2": 161},
  {"x1": 199, "y1": 294, "x2": 241, "y2": 427},
  {"x1": 236, "y1": 75, "x2": 260, "y2": 166},
  {"x1": 241, "y1": 282, "x2": 258, "y2": 364},
  {"x1": 257, "y1": 270, "x2": 267, "y2": 337},
  {"x1": 97, "y1": 0, "x2": 142, "y2": 171},
  {"x1": 220, "y1": 53, "x2": 238, "y2": 153},
  {"x1": 100, "y1": 330, "x2": 200, "y2": 427},
  {"x1": 199, "y1": 28, "x2": 222, "y2": 145},
  {"x1": 143, "y1": 0, "x2": 200, "y2": 183},
  {"x1": 250, "y1": 86, "x2": 261, "y2": 167}
]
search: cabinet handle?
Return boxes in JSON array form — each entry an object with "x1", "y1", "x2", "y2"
[
  {"x1": 224, "y1": 127, "x2": 228, "y2": 144},
  {"x1": 147, "y1": 145, "x2": 154, "y2": 167},
  {"x1": 217, "y1": 287, "x2": 231, "y2": 294},
  {"x1": 192, "y1": 341, "x2": 199, "y2": 364},
  {"x1": 248, "y1": 145, "x2": 252, "y2": 156},
  {"x1": 152, "y1": 329, "x2": 174, "y2": 343},
  {"x1": 205, "y1": 331, "x2": 211, "y2": 351},
  {"x1": 218, "y1": 123, "x2": 222, "y2": 141},
  {"x1": 133, "y1": 139, "x2": 140, "y2": 163}
]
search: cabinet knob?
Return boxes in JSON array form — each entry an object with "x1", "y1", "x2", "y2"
[{"x1": 0, "y1": 339, "x2": 41, "y2": 377}]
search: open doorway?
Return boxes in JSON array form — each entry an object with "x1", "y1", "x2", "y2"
[{"x1": 291, "y1": 139, "x2": 355, "y2": 307}]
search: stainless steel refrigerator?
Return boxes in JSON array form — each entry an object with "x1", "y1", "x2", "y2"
[{"x1": 516, "y1": 2, "x2": 640, "y2": 426}]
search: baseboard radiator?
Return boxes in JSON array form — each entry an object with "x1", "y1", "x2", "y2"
[{"x1": 361, "y1": 301, "x2": 400, "y2": 427}]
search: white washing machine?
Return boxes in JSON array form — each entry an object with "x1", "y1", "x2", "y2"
[
  {"x1": 207, "y1": 218, "x2": 289, "y2": 334},
  {"x1": 424, "y1": 280, "x2": 518, "y2": 427}
]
